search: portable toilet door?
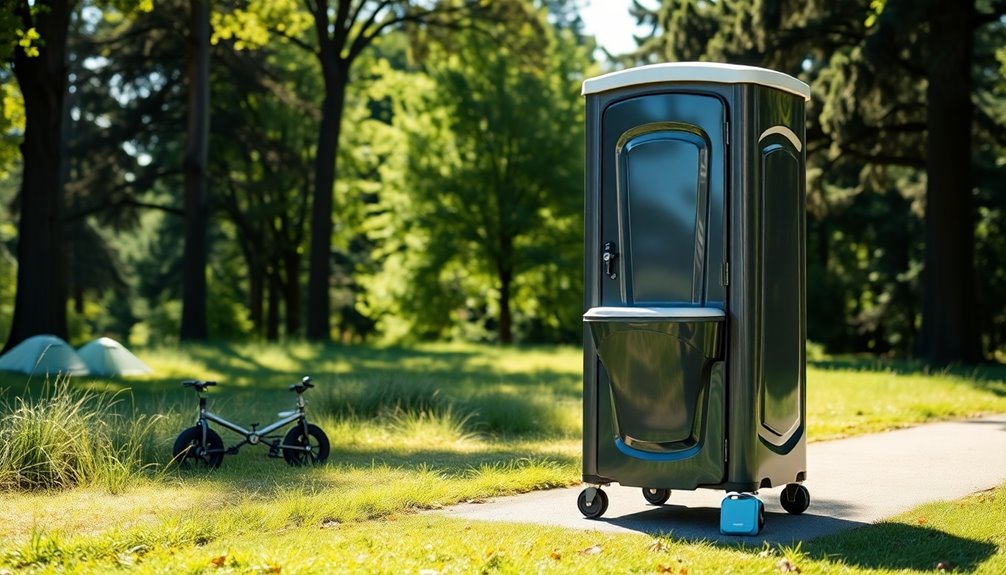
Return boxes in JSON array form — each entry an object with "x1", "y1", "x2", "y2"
[{"x1": 579, "y1": 63, "x2": 811, "y2": 533}]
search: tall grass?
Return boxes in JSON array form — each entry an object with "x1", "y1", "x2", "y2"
[{"x1": 0, "y1": 380, "x2": 159, "y2": 493}]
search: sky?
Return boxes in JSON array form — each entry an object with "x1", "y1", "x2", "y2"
[{"x1": 578, "y1": 0, "x2": 657, "y2": 56}]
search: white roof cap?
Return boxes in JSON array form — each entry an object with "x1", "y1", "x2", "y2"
[{"x1": 582, "y1": 62, "x2": 811, "y2": 101}]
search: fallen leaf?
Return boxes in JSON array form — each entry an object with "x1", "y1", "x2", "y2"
[
  {"x1": 656, "y1": 565, "x2": 674, "y2": 573},
  {"x1": 579, "y1": 545, "x2": 603, "y2": 556},
  {"x1": 648, "y1": 540, "x2": 667, "y2": 552},
  {"x1": 936, "y1": 560, "x2": 956, "y2": 572},
  {"x1": 210, "y1": 555, "x2": 228, "y2": 568},
  {"x1": 759, "y1": 548, "x2": 778, "y2": 558},
  {"x1": 917, "y1": 517, "x2": 928, "y2": 525},
  {"x1": 263, "y1": 564, "x2": 281, "y2": 574},
  {"x1": 778, "y1": 558, "x2": 801, "y2": 573},
  {"x1": 549, "y1": 551, "x2": 562, "y2": 561}
]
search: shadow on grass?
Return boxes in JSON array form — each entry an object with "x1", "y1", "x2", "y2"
[
  {"x1": 804, "y1": 521, "x2": 997, "y2": 572},
  {"x1": 146, "y1": 342, "x2": 581, "y2": 398}
]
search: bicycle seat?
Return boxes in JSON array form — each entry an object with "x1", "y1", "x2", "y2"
[
  {"x1": 182, "y1": 380, "x2": 217, "y2": 392},
  {"x1": 288, "y1": 376, "x2": 314, "y2": 393}
]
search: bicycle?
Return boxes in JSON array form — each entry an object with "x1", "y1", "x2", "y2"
[{"x1": 172, "y1": 376, "x2": 330, "y2": 468}]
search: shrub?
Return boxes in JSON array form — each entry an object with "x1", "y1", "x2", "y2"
[{"x1": 0, "y1": 380, "x2": 158, "y2": 492}]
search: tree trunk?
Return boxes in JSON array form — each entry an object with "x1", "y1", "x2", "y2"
[
  {"x1": 305, "y1": 60, "x2": 348, "y2": 341},
  {"x1": 249, "y1": 263, "x2": 264, "y2": 335},
  {"x1": 266, "y1": 269, "x2": 280, "y2": 341},
  {"x1": 916, "y1": 0, "x2": 981, "y2": 364},
  {"x1": 283, "y1": 251, "x2": 300, "y2": 336},
  {"x1": 180, "y1": 0, "x2": 211, "y2": 341},
  {"x1": 239, "y1": 241, "x2": 264, "y2": 334},
  {"x1": 4, "y1": 0, "x2": 73, "y2": 353},
  {"x1": 498, "y1": 267, "x2": 513, "y2": 344}
]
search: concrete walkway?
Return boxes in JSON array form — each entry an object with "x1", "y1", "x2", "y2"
[{"x1": 438, "y1": 414, "x2": 1006, "y2": 544}]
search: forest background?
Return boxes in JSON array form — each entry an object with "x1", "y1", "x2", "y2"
[{"x1": 1, "y1": 0, "x2": 1005, "y2": 365}]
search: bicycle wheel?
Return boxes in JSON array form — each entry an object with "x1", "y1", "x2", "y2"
[
  {"x1": 282, "y1": 423, "x2": 330, "y2": 466},
  {"x1": 172, "y1": 426, "x2": 224, "y2": 469}
]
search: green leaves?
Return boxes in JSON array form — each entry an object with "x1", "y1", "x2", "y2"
[{"x1": 367, "y1": 4, "x2": 588, "y2": 343}]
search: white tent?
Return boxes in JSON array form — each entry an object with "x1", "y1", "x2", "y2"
[
  {"x1": 77, "y1": 337, "x2": 152, "y2": 377},
  {"x1": 0, "y1": 335, "x2": 90, "y2": 376}
]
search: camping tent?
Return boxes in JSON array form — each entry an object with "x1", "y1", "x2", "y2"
[
  {"x1": 0, "y1": 335, "x2": 90, "y2": 376},
  {"x1": 77, "y1": 337, "x2": 152, "y2": 377}
]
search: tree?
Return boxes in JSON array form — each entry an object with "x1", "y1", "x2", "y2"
[
  {"x1": 212, "y1": 0, "x2": 498, "y2": 340},
  {"x1": 384, "y1": 6, "x2": 588, "y2": 343},
  {"x1": 180, "y1": 0, "x2": 211, "y2": 341},
  {"x1": 915, "y1": 0, "x2": 979, "y2": 363},
  {"x1": 3, "y1": 0, "x2": 76, "y2": 352},
  {"x1": 2, "y1": 0, "x2": 157, "y2": 351},
  {"x1": 211, "y1": 40, "x2": 317, "y2": 340}
]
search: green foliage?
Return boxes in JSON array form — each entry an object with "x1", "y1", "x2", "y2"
[
  {"x1": 366, "y1": 5, "x2": 591, "y2": 343},
  {"x1": 0, "y1": 79, "x2": 24, "y2": 180},
  {"x1": 0, "y1": 214, "x2": 15, "y2": 343}
]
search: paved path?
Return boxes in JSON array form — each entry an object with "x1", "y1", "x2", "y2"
[{"x1": 438, "y1": 414, "x2": 1006, "y2": 544}]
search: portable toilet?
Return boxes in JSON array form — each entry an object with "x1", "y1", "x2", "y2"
[{"x1": 578, "y1": 63, "x2": 810, "y2": 534}]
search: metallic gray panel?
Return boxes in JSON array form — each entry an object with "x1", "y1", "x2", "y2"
[{"x1": 726, "y1": 85, "x2": 807, "y2": 487}]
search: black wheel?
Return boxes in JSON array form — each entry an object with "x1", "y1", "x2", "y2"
[
  {"x1": 780, "y1": 483, "x2": 810, "y2": 515},
  {"x1": 283, "y1": 423, "x2": 330, "y2": 466},
  {"x1": 577, "y1": 487, "x2": 608, "y2": 519},
  {"x1": 758, "y1": 500, "x2": 766, "y2": 531},
  {"x1": 642, "y1": 488, "x2": 671, "y2": 505},
  {"x1": 172, "y1": 426, "x2": 224, "y2": 469}
]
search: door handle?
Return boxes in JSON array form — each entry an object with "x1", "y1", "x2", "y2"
[{"x1": 602, "y1": 242, "x2": 618, "y2": 280}]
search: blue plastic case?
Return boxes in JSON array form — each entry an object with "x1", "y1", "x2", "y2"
[{"x1": 720, "y1": 493, "x2": 764, "y2": 535}]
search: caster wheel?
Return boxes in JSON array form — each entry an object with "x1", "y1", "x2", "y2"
[
  {"x1": 780, "y1": 483, "x2": 810, "y2": 515},
  {"x1": 577, "y1": 487, "x2": 608, "y2": 519},
  {"x1": 642, "y1": 487, "x2": 671, "y2": 505},
  {"x1": 758, "y1": 500, "x2": 765, "y2": 531}
]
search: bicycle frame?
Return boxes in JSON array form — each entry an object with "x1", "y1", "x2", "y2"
[{"x1": 194, "y1": 391, "x2": 313, "y2": 455}]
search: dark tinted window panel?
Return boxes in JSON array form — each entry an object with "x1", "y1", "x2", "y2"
[
  {"x1": 759, "y1": 144, "x2": 801, "y2": 437},
  {"x1": 618, "y1": 129, "x2": 709, "y2": 305}
]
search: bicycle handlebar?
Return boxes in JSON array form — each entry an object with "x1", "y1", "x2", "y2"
[
  {"x1": 288, "y1": 376, "x2": 314, "y2": 393},
  {"x1": 182, "y1": 378, "x2": 312, "y2": 393}
]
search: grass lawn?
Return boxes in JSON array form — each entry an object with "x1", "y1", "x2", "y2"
[{"x1": 1, "y1": 342, "x2": 1005, "y2": 573}]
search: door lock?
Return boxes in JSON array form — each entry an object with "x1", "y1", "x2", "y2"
[{"x1": 602, "y1": 242, "x2": 618, "y2": 280}]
